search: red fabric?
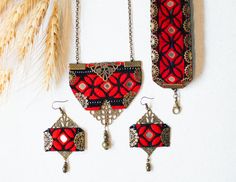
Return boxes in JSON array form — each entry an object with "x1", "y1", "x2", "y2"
[
  {"x1": 47, "y1": 128, "x2": 80, "y2": 152},
  {"x1": 151, "y1": 0, "x2": 193, "y2": 88},
  {"x1": 70, "y1": 62, "x2": 142, "y2": 111},
  {"x1": 130, "y1": 123, "x2": 170, "y2": 148}
]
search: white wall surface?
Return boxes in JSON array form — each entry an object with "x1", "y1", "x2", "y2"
[{"x1": 0, "y1": 0, "x2": 236, "y2": 182}]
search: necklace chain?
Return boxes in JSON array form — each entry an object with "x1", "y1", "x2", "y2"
[
  {"x1": 128, "y1": 0, "x2": 134, "y2": 61},
  {"x1": 75, "y1": 0, "x2": 80, "y2": 64},
  {"x1": 75, "y1": 0, "x2": 134, "y2": 63}
]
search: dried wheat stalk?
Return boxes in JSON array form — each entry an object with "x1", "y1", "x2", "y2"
[
  {"x1": 0, "y1": 0, "x2": 10, "y2": 14},
  {"x1": 19, "y1": 0, "x2": 49, "y2": 59},
  {"x1": 44, "y1": 0, "x2": 61, "y2": 90},
  {"x1": 58, "y1": 0, "x2": 72, "y2": 77},
  {"x1": 0, "y1": 0, "x2": 38, "y2": 56},
  {"x1": 0, "y1": 69, "x2": 11, "y2": 95}
]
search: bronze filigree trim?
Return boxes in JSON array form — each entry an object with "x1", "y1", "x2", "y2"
[
  {"x1": 90, "y1": 63, "x2": 120, "y2": 81},
  {"x1": 69, "y1": 71, "x2": 76, "y2": 85},
  {"x1": 59, "y1": 151, "x2": 72, "y2": 160},
  {"x1": 52, "y1": 112, "x2": 78, "y2": 129},
  {"x1": 161, "y1": 128, "x2": 171, "y2": 146},
  {"x1": 183, "y1": 18, "x2": 191, "y2": 32},
  {"x1": 123, "y1": 91, "x2": 137, "y2": 108},
  {"x1": 142, "y1": 147, "x2": 156, "y2": 156},
  {"x1": 90, "y1": 100, "x2": 123, "y2": 126},
  {"x1": 74, "y1": 132, "x2": 85, "y2": 151},
  {"x1": 130, "y1": 128, "x2": 139, "y2": 147},
  {"x1": 75, "y1": 93, "x2": 88, "y2": 109},
  {"x1": 137, "y1": 109, "x2": 163, "y2": 125},
  {"x1": 134, "y1": 68, "x2": 142, "y2": 83},
  {"x1": 44, "y1": 131, "x2": 53, "y2": 151}
]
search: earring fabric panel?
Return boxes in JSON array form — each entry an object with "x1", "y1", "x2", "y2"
[
  {"x1": 130, "y1": 123, "x2": 170, "y2": 148},
  {"x1": 44, "y1": 128, "x2": 85, "y2": 152}
]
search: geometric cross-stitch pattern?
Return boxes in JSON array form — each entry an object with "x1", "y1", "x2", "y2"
[
  {"x1": 70, "y1": 61, "x2": 142, "y2": 111},
  {"x1": 44, "y1": 110, "x2": 85, "y2": 160},
  {"x1": 151, "y1": 0, "x2": 193, "y2": 88}
]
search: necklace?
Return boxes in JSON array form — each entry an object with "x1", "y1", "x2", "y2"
[{"x1": 69, "y1": 0, "x2": 142, "y2": 150}]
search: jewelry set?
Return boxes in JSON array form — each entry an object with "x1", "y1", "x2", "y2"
[{"x1": 44, "y1": 0, "x2": 193, "y2": 173}]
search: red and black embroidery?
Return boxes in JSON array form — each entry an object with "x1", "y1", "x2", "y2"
[
  {"x1": 130, "y1": 123, "x2": 170, "y2": 148},
  {"x1": 70, "y1": 61, "x2": 142, "y2": 110},
  {"x1": 44, "y1": 128, "x2": 85, "y2": 152},
  {"x1": 151, "y1": 0, "x2": 193, "y2": 88}
]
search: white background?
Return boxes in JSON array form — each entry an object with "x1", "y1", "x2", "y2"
[{"x1": 0, "y1": 0, "x2": 236, "y2": 182}]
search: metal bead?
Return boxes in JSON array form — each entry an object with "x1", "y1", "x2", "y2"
[
  {"x1": 146, "y1": 162, "x2": 151, "y2": 172},
  {"x1": 63, "y1": 161, "x2": 69, "y2": 173},
  {"x1": 102, "y1": 141, "x2": 110, "y2": 150},
  {"x1": 146, "y1": 157, "x2": 151, "y2": 172},
  {"x1": 102, "y1": 129, "x2": 110, "y2": 150}
]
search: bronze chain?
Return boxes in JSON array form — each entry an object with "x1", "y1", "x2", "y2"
[
  {"x1": 128, "y1": 0, "x2": 134, "y2": 61},
  {"x1": 75, "y1": 0, "x2": 80, "y2": 64},
  {"x1": 75, "y1": 0, "x2": 135, "y2": 63}
]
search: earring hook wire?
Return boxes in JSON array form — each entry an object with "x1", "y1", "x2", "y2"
[
  {"x1": 52, "y1": 100, "x2": 69, "y2": 113},
  {"x1": 140, "y1": 97, "x2": 154, "y2": 110}
]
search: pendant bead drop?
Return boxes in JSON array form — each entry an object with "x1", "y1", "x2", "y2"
[
  {"x1": 102, "y1": 129, "x2": 110, "y2": 150},
  {"x1": 63, "y1": 161, "x2": 69, "y2": 173},
  {"x1": 146, "y1": 158, "x2": 151, "y2": 172},
  {"x1": 102, "y1": 141, "x2": 110, "y2": 150}
]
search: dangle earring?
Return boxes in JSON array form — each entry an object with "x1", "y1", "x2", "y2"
[
  {"x1": 129, "y1": 97, "x2": 171, "y2": 172},
  {"x1": 150, "y1": 0, "x2": 194, "y2": 114},
  {"x1": 43, "y1": 101, "x2": 85, "y2": 173}
]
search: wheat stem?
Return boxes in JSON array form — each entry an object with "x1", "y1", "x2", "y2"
[
  {"x1": 44, "y1": 0, "x2": 60, "y2": 90},
  {"x1": 19, "y1": 0, "x2": 49, "y2": 59},
  {"x1": 59, "y1": 0, "x2": 72, "y2": 74},
  {"x1": 0, "y1": 69, "x2": 11, "y2": 95},
  {"x1": 0, "y1": 0, "x2": 10, "y2": 14},
  {"x1": 0, "y1": 0, "x2": 39, "y2": 56}
]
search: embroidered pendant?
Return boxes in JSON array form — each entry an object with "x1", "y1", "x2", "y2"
[
  {"x1": 70, "y1": 0, "x2": 142, "y2": 149},
  {"x1": 70, "y1": 61, "x2": 142, "y2": 149},
  {"x1": 151, "y1": 0, "x2": 193, "y2": 114},
  {"x1": 44, "y1": 108, "x2": 85, "y2": 173},
  {"x1": 129, "y1": 104, "x2": 170, "y2": 172}
]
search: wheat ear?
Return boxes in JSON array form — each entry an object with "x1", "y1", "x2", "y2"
[
  {"x1": 0, "y1": 0, "x2": 38, "y2": 56},
  {"x1": 0, "y1": 0, "x2": 10, "y2": 14},
  {"x1": 44, "y1": 0, "x2": 61, "y2": 90},
  {"x1": 0, "y1": 69, "x2": 11, "y2": 95},
  {"x1": 19, "y1": 0, "x2": 49, "y2": 59}
]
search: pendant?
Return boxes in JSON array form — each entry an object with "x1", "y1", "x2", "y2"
[{"x1": 70, "y1": 61, "x2": 142, "y2": 149}]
